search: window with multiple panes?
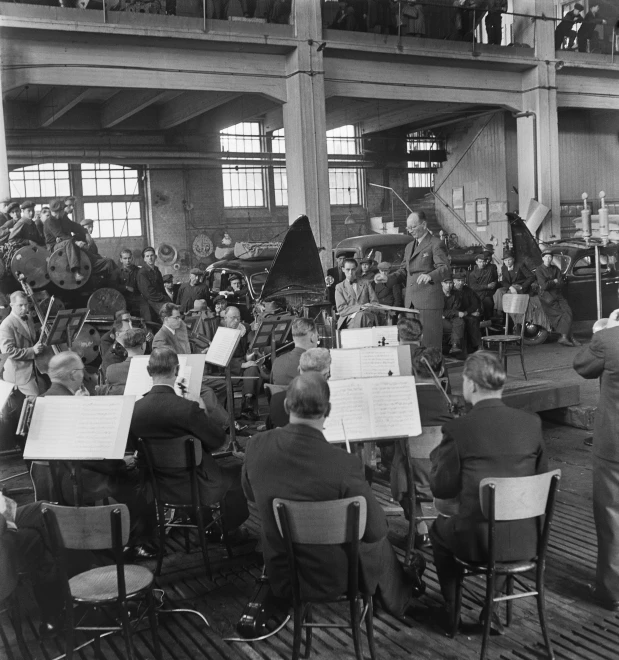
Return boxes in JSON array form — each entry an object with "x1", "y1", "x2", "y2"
[
  {"x1": 327, "y1": 125, "x2": 361, "y2": 206},
  {"x1": 8, "y1": 163, "x2": 145, "y2": 238},
  {"x1": 220, "y1": 122, "x2": 266, "y2": 208},
  {"x1": 407, "y1": 131, "x2": 444, "y2": 189}
]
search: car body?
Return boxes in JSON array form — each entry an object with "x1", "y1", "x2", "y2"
[{"x1": 333, "y1": 234, "x2": 413, "y2": 269}]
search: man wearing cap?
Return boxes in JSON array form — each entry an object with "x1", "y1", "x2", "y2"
[
  {"x1": 494, "y1": 248, "x2": 535, "y2": 313},
  {"x1": 396, "y1": 211, "x2": 450, "y2": 349},
  {"x1": 118, "y1": 249, "x2": 145, "y2": 318},
  {"x1": 225, "y1": 274, "x2": 247, "y2": 305},
  {"x1": 78, "y1": 218, "x2": 119, "y2": 283},
  {"x1": 137, "y1": 246, "x2": 171, "y2": 322},
  {"x1": 0, "y1": 202, "x2": 21, "y2": 243},
  {"x1": 442, "y1": 277, "x2": 465, "y2": 355},
  {"x1": 468, "y1": 252, "x2": 499, "y2": 321},
  {"x1": 537, "y1": 250, "x2": 580, "y2": 347},
  {"x1": 213, "y1": 295, "x2": 228, "y2": 318},
  {"x1": 359, "y1": 258, "x2": 377, "y2": 283},
  {"x1": 555, "y1": 3, "x2": 584, "y2": 50},
  {"x1": 453, "y1": 269, "x2": 482, "y2": 352},
  {"x1": 44, "y1": 198, "x2": 89, "y2": 284},
  {"x1": 177, "y1": 268, "x2": 211, "y2": 315},
  {"x1": 0, "y1": 196, "x2": 12, "y2": 227},
  {"x1": 373, "y1": 261, "x2": 403, "y2": 323},
  {"x1": 8, "y1": 201, "x2": 44, "y2": 247}
]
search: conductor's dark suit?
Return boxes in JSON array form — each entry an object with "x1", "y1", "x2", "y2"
[
  {"x1": 242, "y1": 423, "x2": 413, "y2": 615},
  {"x1": 396, "y1": 233, "x2": 450, "y2": 348},
  {"x1": 130, "y1": 385, "x2": 248, "y2": 530},
  {"x1": 574, "y1": 326, "x2": 619, "y2": 602},
  {"x1": 429, "y1": 399, "x2": 547, "y2": 605}
]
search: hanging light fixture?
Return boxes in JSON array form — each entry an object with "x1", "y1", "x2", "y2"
[{"x1": 344, "y1": 190, "x2": 356, "y2": 224}]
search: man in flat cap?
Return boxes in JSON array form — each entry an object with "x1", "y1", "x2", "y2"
[
  {"x1": 177, "y1": 268, "x2": 211, "y2": 315},
  {"x1": 8, "y1": 201, "x2": 44, "y2": 247},
  {"x1": 225, "y1": 273, "x2": 247, "y2": 305},
  {"x1": 44, "y1": 198, "x2": 89, "y2": 284},
  {"x1": 494, "y1": 248, "x2": 535, "y2": 314},
  {"x1": 536, "y1": 249, "x2": 580, "y2": 347},
  {"x1": 359, "y1": 257, "x2": 377, "y2": 283},
  {"x1": 468, "y1": 251, "x2": 499, "y2": 321},
  {"x1": 555, "y1": 3, "x2": 584, "y2": 50}
]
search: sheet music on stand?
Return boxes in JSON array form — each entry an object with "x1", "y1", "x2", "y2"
[
  {"x1": 205, "y1": 327, "x2": 242, "y2": 367},
  {"x1": 323, "y1": 376, "x2": 421, "y2": 443},
  {"x1": 330, "y1": 346, "x2": 401, "y2": 380},
  {"x1": 0, "y1": 380, "x2": 14, "y2": 413},
  {"x1": 23, "y1": 396, "x2": 135, "y2": 460},
  {"x1": 124, "y1": 354, "x2": 206, "y2": 400},
  {"x1": 340, "y1": 326, "x2": 399, "y2": 349}
]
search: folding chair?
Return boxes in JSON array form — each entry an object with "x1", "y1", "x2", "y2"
[{"x1": 452, "y1": 469, "x2": 561, "y2": 660}]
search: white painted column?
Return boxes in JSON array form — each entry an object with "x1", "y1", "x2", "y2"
[
  {"x1": 0, "y1": 52, "x2": 10, "y2": 200},
  {"x1": 283, "y1": 0, "x2": 331, "y2": 264}
]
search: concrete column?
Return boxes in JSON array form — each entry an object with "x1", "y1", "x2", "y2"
[
  {"x1": 516, "y1": 62, "x2": 561, "y2": 241},
  {"x1": 283, "y1": 0, "x2": 331, "y2": 265},
  {"x1": 0, "y1": 53, "x2": 11, "y2": 200}
]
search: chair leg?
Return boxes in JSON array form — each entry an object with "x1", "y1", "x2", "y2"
[
  {"x1": 506, "y1": 575, "x2": 514, "y2": 627},
  {"x1": 119, "y1": 603, "x2": 137, "y2": 660},
  {"x1": 303, "y1": 604, "x2": 313, "y2": 659},
  {"x1": 350, "y1": 597, "x2": 364, "y2": 660},
  {"x1": 155, "y1": 504, "x2": 167, "y2": 577},
  {"x1": 8, "y1": 593, "x2": 29, "y2": 660},
  {"x1": 404, "y1": 491, "x2": 415, "y2": 566},
  {"x1": 537, "y1": 569, "x2": 555, "y2": 659},
  {"x1": 195, "y1": 506, "x2": 212, "y2": 580},
  {"x1": 64, "y1": 603, "x2": 75, "y2": 660},
  {"x1": 183, "y1": 525, "x2": 191, "y2": 554},
  {"x1": 93, "y1": 633, "x2": 102, "y2": 660},
  {"x1": 147, "y1": 590, "x2": 163, "y2": 660},
  {"x1": 292, "y1": 602, "x2": 303, "y2": 660},
  {"x1": 451, "y1": 568, "x2": 464, "y2": 638},
  {"x1": 217, "y1": 502, "x2": 233, "y2": 559},
  {"x1": 364, "y1": 595, "x2": 377, "y2": 660},
  {"x1": 520, "y1": 346, "x2": 527, "y2": 380},
  {"x1": 480, "y1": 572, "x2": 496, "y2": 660}
]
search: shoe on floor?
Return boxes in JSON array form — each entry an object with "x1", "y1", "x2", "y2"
[
  {"x1": 571, "y1": 337, "x2": 582, "y2": 347},
  {"x1": 588, "y1": 584, "x2": 619, "y2": 611},
  {"x1": 449, "y1": 344, "x2": 461, "y2": 355},
  {"x1": 557, "y1": 337, "x2": 574, "y2": 347}
]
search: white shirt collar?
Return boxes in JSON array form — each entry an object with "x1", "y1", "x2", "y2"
[{"x1": 163, "y1": 324, "x2": 176, "y2": 336}]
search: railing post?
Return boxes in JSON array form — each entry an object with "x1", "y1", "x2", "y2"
[{"x1": 102, "y1": 0, "x2": 107, "y2": 23}]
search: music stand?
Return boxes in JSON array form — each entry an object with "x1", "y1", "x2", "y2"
[
  {"x1": 184, "y1": 314, "x2": 212, "y2": 352},
  {"x1": 249, "y1": 314, "x2": 295, "y2": 364},
  {"x1": 44, "y1": 308, "x2": 89, "y2": 349}
]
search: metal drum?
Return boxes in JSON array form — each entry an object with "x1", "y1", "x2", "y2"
[
  {"x1": 87, "y1": 287, "x2": 127, "y2": 317},
  {"x1": 69, "y1": 323, "x2": 101, "y2": 365},
  {"x1": 47, "y1": 247, "x2": 91, "y2": 290},
  {"x1": 10, "y1": 246, "x2": 50, "y2": 290},
  {"x1": 33, "y1": 291, "x2": 65, "y2": 318}
]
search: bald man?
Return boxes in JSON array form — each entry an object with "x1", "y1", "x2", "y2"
[{"x1": 0, "y1": 291, "x2": 46, "y2": 395}]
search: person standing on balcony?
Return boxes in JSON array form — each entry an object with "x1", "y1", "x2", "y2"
[
  {"x1": 485, "y1": 0, "x2": 506, "y2": 45},
  {"x1": 555, "y1": 3, "x2": 584, "y2": 50},
  {"x1": 577, "y1": 4, "x2": 607, "y2": 53}
]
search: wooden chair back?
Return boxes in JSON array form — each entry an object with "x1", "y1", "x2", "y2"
[
  {"x1": 273, "y1": 496, "x2": 367, "y2": 545},
  {"x1": 406, "y1": 426, "x2": 443, "y2": 460},
  {"x1": 42, "y1": 503, "x2": 130, "y2": 550},
  {"x1": 502, "y1": 293, "x2": 529, "y2": 338},
  {"x1": 264, "y1": 383, "x2": 287, "y2": 403},
  {"x1": 479, "y1": 469, "x2": 562, "y2": 522},
  {"x1": 140, "y1": 435, "x2": 203, "y2": 470}
]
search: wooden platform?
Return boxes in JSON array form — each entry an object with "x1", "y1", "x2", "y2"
[
  {"x1": 502, "y1": 378, "x2": 581, "y2": 414},
  {"x1": 1, "y1": 464, "x2": 615, "y2": 660}
]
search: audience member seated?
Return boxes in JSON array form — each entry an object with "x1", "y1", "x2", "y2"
[
  {"x1": 130, "y1": 348, "x2": 249, "y2": 533},
  {"x1": 270, "y1": 317, "x2": 318, "y2": 386},
  {"x1": 453, "y1": 269, "x2": 482, "y2": 353},
  {"x1": 335, "y1": 257, "x2": 379, "y2": 330},
  {"x1": 242, "y1": 372, "x2": 425, "y2": 616},
  {"x1": 137, "y1": 246, "x2": 171, "y2": 322},
  {"x1": 152, "y1": 302, "x2": 191, "y2": 354},
  {"x1": 269, "y1": 347, "x2": 331, "y2": 428},
  {"x1": 8, "y1": 201, "x2": 44, "y2": 247},
  {"x1": 79, "y1": 218, "x2": 119, "y2": 284},
  {"x1": 468, "y1": 252, "x2": 499, "y2": 321},
  {"x1": 224, "y1": 273, "x2": 248, "y2": 305},
  {"x1": 162, "y1": 274, "x2": 178, "y2": 304},
  {"x1": 442, "y1": 277, "x2": 465, "y2": 355},
  {"x1": 103, "y1": 328, "x2": 147, "y2": 395},
  {"x1": 213, "y1": 294, "x2": 228, "y2": 318},
  {"x1": 43, "y1": 198, "x2": 89, "y2": 284},
  {"x1": 493, "y1": 248, "x2": 535, "y2": 313},
  {"x1": 177, "y1": 268, "x2": 211, "y2": 314},
  {"x1": 358, "y1": 257, "x2": 377, "y2": 283},
  {"x1": 34, "y1": 352, "x2": 156, "y2": 558},
  {"x1": 429, "y1": 351, "x2": 548, "y2": 632},
  {"x1": 390, "y1": 347, "x2": 453, "y2": 546}
]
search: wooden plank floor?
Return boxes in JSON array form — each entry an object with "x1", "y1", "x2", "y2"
[{"x1": 1, "y1": 467, "x2": 614, "y2": 660}]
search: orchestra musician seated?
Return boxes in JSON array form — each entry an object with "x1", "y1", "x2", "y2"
[
  {"x1": 335, "y1": 257, "x2": 380, "y2": 330},
  {"x1": 152, "y1": 302, "x2": 192, "y2": 354},
  {"x1": 102, "y1": 327, "x2": 147, "y2": 395},
  {"x1": 270, "y1": 318, "x2": 319, "y2": 387},
  {"x1": 130, "y1": 348, "x2": 249, "y2": 534},
  {"x1": 429, "y1": 352, "x2": 548, "y2": 633},
  {"x1": 242, "y1": 372, "x2": 425, "y2": 617}
]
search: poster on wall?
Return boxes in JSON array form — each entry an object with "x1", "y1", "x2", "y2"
[
  {"x1": 476, "y1": 198, "x2": 489, "y2": 226},
  {"x1": 465, "y1": 202, "x2": 476, "y2": 224},
  {"x1": 452, "y1": 187, "x2": 464, "y2": 210}
]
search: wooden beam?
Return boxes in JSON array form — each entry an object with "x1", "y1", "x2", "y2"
[
  {"x1": 101, "y1": 90, "x2": 170, "y2": 128},
  {"x1": 158, "y1": 91, "x2": 242, "y2": 130},
  {"x1": 38, "y1": 87, "x2": 90, "y2": 127}
]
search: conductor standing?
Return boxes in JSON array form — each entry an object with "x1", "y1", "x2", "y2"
[{"x1": 396, "y1": 211, "x2": 450, "y2": 349}]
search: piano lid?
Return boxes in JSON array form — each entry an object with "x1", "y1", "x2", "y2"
[
  {"x1": 507, "y1": 212, "x2": 543, "y2": 271},
  {"x1": 259, "y1": 215, "x2": 326, "y2": 300}
]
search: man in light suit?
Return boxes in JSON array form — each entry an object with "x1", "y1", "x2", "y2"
[
  {"x1": 152, "y1": 302, "x2": 191, "y2": 354},
  {"x1": 574, "y1": 318, "x2": 619, "y2": 610},
  {"x1": 0, "y1": 291, "x2": 45, "y2": 395},
  {"x1": 334, "y1": 257, "x2": 379, "y2": 330},
  {"x1": 396, "y1": 211, "x2": 450, "y2": 349}
]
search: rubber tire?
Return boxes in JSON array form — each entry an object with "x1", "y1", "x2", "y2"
[{"x1": 523, "y1": 324, "x2": 549, "y2": 346}]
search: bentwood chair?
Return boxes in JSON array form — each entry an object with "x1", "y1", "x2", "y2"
[
  {"x1": 273, "y1": 496, "x2": 376, "y2": 660},
  {"x1": 138, "y1": 436, "x2": 232, "y2": 579},
  {"x1": 42, "y1": 503, "x2": 162, "y2": 660},
  {"x1": 451, "y1": 470, "x2": 561, "y2": 660},
  {"x1": 401, "y1": 426, "x2": 444, "y2": 565},
  {"x1": 481, "y1": 293, "x2": 529, "y2": 379}
]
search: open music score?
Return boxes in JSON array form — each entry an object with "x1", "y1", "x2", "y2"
[
  {"x1": 323, "y1": 376, "x2": 421, "y2": 443},
  {"x1": 340, "y1": 325, "x2": 399, "y2": 349},
  {"x1": 24, "y1": 396, "x2": 135, "y2": 460},
  {"x1": 124, "y1": 354, "x2": 206, "y2": 399},
  {"x1": 205, "y1": 327, "x2": 242, "y2": 367},
  {"x1": 330, "y1": 346, "x2": 401, "y2": 380}
]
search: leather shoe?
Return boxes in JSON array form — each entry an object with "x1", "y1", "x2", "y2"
[
  {"x1": 39, "y1": 619, "x2": 62, "y2": 639},
  {"x1": 557, "y1": 337, "x2": 574, "y2": 347},
  {"x1": 124, "y1": 543, "x2": 158, "y2": 562},
  {"x1": 404, "y1": 552, "x2": 426, "y2": 597},
  {"x1": 571, "y1": 337, "x2": 582, "y2": 347},
  {"x1": 449, "y1": 344, "x2": 461, "y2": 355},
  {"x1": 414, "y1": 533, "x2": 431, "y2": 549},
  {"x1": 589, "y1": 584, "x2": 619, "y2": 611},
  {"x1": 240, "y1": 408, "x2": 260, "y2": 421}
]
